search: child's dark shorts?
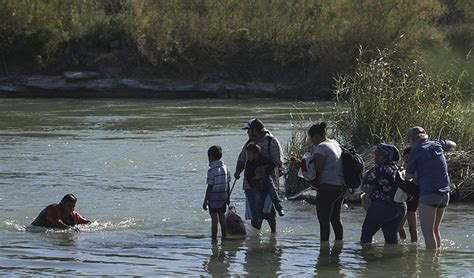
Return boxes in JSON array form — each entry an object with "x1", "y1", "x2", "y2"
[
  {"x1": 209, "y1": 205, "x2": 227, "y2": 214},
  {"x1": 406, "y1": 190, "x2": 420, "y2": 212}
]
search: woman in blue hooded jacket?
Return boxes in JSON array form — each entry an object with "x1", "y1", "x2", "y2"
[{"x1": 405, "y1": 127, "x2": 456, "y2": 250}]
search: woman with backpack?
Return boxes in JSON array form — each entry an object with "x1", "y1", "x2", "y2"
[{"x1": 308, "y1": 122, "x2": 346, "y2": 248}]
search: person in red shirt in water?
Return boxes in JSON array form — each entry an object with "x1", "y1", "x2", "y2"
[{"x1": 31, "y1": 194, "x2": 91, "y2": 229}]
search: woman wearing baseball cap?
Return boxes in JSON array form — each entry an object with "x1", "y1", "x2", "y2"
[{"x1": 405, "y1": 126, "x2": 456, "y2": 250}]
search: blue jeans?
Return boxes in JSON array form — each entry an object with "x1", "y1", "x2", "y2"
[
  {"x1": 361, "y1": 199, "x2": 406, "y2": 244},
  {"x1": 259, "y1": 178, "x2": 282, "y2": 212}
]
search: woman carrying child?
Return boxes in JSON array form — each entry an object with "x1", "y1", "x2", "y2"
[
  {"x1": 234, "y1": 119, "x2": 284, "y2": 233},
  {"x1": 360, "y1": 143, "x2": 406, "y2": 246},
  {"x1": 307, "y1": 122, "x2": 346, "y2": 248},
  {"x1": 244, "y1": 143, "x2": 284, "y2": 217}
]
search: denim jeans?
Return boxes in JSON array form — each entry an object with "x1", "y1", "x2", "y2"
[
  {"x1": 259, "y1": 177, "x2": 283, "y2": 212},
  {"x1": 361, "y1": 199, "x2": 407, "y2": 244}
]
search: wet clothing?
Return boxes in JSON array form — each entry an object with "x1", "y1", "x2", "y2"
[
  {"x1": 361, "y1": 199, "x2": 406, "y2": 244},
  {"x1": 406, "y1": 140, "x2": 455, "y2": 196},
  {"x1": 316, "y1": 184, "x2": 345, "y2": 241},
  {"x1": 244, "y1": 155, "x2": 283, "y2": 212},
  {"x1": 419, "y1": 192, "x2": 450, "y2": 208},
  {"x1": 206, "y1": 160, "x2": 231, "y2": 210},
  {"x1": 313, "y1": 139, "x2": 345, "y2": 186},
  {"x1": 245, "y1": 188, "x2": 275, "y2": 221},
  {"x1": 312, "y1": 139, "x2": 345, "y2": 242},
  {"x1": 31, "y1": 204, "x2": 89, "y2": 228},
  {"x1": 238, "y1": 133, "x2": 283, "y2": 190},
  {"x1": 259, "y1": 177, "x2": 283, "y2": 212},
  {"x1": 360, "y1": 163, "x2": 406, "y2": 244}
]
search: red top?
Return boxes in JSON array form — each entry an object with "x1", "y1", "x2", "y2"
[
  {"x1": 46, "y1": 205, "x2": 89, "y2": 225},
  {"x1": 32, "y1": 204, "x2": 89, "y2": 228}
]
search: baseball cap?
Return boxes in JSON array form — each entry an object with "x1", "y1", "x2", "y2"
[{"x1": 242, "y1": 118, "x2": 265, "y2": 132}]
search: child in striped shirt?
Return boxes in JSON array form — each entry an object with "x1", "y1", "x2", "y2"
[{"x1": 202, "y1": 145, "x2": 231, "y2": 243}]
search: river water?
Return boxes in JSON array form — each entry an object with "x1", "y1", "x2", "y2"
[{"x1": 0, "y1": 99, "x2": 473, "y2": 277}]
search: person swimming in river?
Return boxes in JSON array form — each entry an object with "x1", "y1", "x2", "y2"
[
  {"x1": 31, "y1": 194, "x2": 91, "y2": 229},
  {"x1": 244, "y1": 143, "x2": 284, "y2": 217}
]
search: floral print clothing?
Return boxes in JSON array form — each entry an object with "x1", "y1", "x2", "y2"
[{"x1": 362, "y1": 163, "x2": 398, "y2": 201}]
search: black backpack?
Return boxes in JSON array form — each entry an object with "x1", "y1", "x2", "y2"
[
  {"x1": 394, "y1": 171, "x2": 418, "y2": 202},
  {"x1": 340, "y1": 146, "x2": 364, "y2": 192}
]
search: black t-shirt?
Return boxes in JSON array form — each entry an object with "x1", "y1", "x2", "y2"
[{"x1": 245, "y1": 155, "x2": 274, "y2": 188}]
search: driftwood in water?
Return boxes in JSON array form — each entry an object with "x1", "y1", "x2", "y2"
[
  {"x1": 284, "y1": 168, "x2": 362, "y2": 204},
  {"x1": 285, "y1": 148, "x2": 474, "y2": 204}
]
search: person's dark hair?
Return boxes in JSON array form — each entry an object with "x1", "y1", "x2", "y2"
[
  {"x1": 208, "y1": 145, "x2": 223, "y2": 160},
  {"x1": 246, "y1": 143, "x2": 261, "y2": 154},
  {"x1": 60, "y1": 194, "x2": 77, "y2": 205},
  {"x1": 403, "y1": 146, "x2": 411, "y2": 156},
  {"x1": 308, "y1": 122, "x2": 327, "y2": 137}
]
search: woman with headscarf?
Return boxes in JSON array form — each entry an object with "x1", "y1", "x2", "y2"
[
  {"x1": 405, "y1": 127, "x2": 456, "y2": 250},
  {"x1": 360, "y1": 143, "x2": 406, "y2": 246}
]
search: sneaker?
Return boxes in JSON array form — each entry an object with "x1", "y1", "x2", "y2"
[{"x1": 278, "y1": 209, "x2": 285, "y2": 217}]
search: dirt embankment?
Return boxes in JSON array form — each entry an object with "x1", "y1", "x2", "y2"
[{"x1": 0, "y1": 72, "x2": 315, "y2": 99}]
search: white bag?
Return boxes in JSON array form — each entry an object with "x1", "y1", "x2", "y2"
[{"x1": 298, "y1": 151, "x2": 317, "y2": 182}]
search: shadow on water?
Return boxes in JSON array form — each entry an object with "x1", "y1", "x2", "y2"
[
  {"x1": 314, "y1": 241, "x2": 344, "y2": 277},
  {"x1": 203, "y1": 234, "x2": 282, "y2": 277},
  {"x1": 354, "y1": 244, "x2": 448, "y2": 277},
  {"x1": 203, "y1": 239, "x2": 243, "y2": 276},
  {"x1": 243, "y1": 234, "x2": 282, "y2": 277}
]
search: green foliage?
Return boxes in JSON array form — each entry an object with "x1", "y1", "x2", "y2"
[
  {"x1": 0, "y1": 0, "x2": 450, "y2": 84},
  {"x1": 333, "y1": 48, "x2": 473, "y2": 148},
  {"x1": 285, "y1": 110, "x2": 313, "y2": 159}
]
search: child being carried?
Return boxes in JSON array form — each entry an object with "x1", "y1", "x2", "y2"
[{"x1": 244, "y1": 143, "x2": 284, "y2": 217}]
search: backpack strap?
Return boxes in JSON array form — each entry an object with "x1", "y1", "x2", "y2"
[{"x1": 267, "y1": 135, "x2": 273, "y2": 160}]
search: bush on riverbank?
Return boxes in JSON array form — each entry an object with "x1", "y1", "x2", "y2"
[
  {"x1": 333, "y1": 48, "x2": 472, "y2": 149},
  {"x1": 1, "y1": 0, "x2": 472, "y2": 93},
  {"x1": 284, "y1": 49, "x2": 473, "y2": 199}
]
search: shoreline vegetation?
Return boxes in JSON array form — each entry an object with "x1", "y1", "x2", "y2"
[
  {"x1": 284, "y1": 49, "x2": 473, "y2": 203},
  {"x1": 0, "y1": 0, "x2": 473, "y2": 98},
  {"x1": 0, "y1": 1, "x2": 472, "y2": 197}
]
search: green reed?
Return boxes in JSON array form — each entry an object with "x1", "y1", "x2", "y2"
[{"x1": 333, "y1": 48, "x2": 472, "y2": 149}]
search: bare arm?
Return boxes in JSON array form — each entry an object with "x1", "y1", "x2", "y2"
[
  {"x1": 234, "y1": 161, "x2": 245, "y2": 180},
  {"x1": 203, "y1": 184, "x2": 213, "y2": 210},
  {"x1": 75, "y1": 212, "x2": 91, "y2": 225},
  {"x1": 45, "y1": 209, "x2": 71, "y2": 229},
  {"x1": 314, "y1": 153, "x2": 326, "y2": 176},
  {"x1": 50, "y1": 219, "x2": 70, "y2": 230}
]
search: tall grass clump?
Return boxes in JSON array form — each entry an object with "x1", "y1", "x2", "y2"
[{"x1": 334, "y1": 48, "x2": 473, "y2": 149}]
